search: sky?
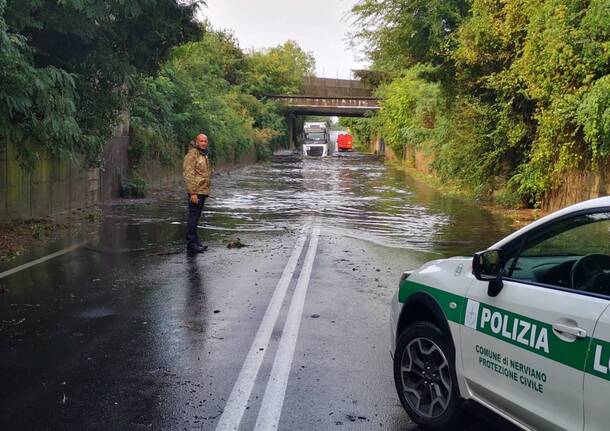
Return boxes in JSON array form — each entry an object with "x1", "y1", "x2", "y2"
[{"x1": 200, "y1": 0, "x2": 369, "y2": 79}]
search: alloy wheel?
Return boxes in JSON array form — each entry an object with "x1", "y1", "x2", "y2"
[{"x1": 399, "y1": 337, "x2": 452, "y2": 419}]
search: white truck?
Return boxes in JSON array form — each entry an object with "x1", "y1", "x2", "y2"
[{"x1": 302, "y1": 122, "x2": 332, "y2": 157}]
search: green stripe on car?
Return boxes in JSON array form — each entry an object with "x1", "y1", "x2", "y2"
[
  {"x1": 399, "y1": 280, "x2": 610, "y2": 381},
  {"x1": 586, "y1": 338, "x2": 610, "y2": 380},
  {"x1": 398, "y1": 279, "x2": 466, "y2": 324}
]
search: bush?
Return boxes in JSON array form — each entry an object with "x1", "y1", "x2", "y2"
[{"x1": 120, "y1": 173, "x2": 148, "y2": 199}]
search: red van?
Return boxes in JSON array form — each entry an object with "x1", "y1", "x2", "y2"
[{"x1": 337, "y1": 133, "x2": 353, "y2": 152}]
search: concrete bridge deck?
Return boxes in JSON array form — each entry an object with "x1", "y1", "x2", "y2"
[
  {"x1": 268, "y1": 76, "x2": 379, "y2": 117},
  {"x1": 270, "y1": 95, "x2": 379, "y2": 117}
]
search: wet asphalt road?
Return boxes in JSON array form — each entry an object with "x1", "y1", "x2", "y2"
[{"x1": 1, "y1": 152, "x2": 519, "y2": 430}]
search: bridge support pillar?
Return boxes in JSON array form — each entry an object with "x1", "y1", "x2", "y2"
[{"x1": 287, "y1": 115, "x2": 296, "y2": 151}]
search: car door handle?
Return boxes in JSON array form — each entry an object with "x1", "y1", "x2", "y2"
[{"x1": 552, "y1": 323, "x2": 587, "y2": 338}]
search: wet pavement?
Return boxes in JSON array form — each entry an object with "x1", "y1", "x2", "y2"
[{"x1": 1, "y1": 152, "x2": 518, "y2": 430}]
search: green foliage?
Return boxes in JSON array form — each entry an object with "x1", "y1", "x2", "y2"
[
  {"x1": 453, "y1": 0, "x2": 532, "y2": 87},
  {"x1": 243, "y1": 40, "x2": 315, "y2": 98},
  {"x1": 121, "y1": 171, "x2": 148, "y2": 198},
  {"x1": 578, "y1": 75, "x2": 610, "y2": 158},
  {"x1": 503, "y1": 0, "x2": 610, "y2": 205},
  {"x1": 432, "y1": 96, "x2": 510, "y2": 197},
  {"x1": 129, "y1": 72, "x2": 186, "y2": 166},
  {"x1": 351, "y1": 0, "x2": 469, "y2": 72},
  {"x1": 0, "y1": 0, "x2": 81, "y2": 167},
  {"x1": 350, "y1": 0, "x2": 610, "y2": 208},
  {"x1": 374, "y1": 65, "x2": 442, "y2": 154},
  {"x1": 130, "y1": 28, "x2": 314, "y2": 166},
  {"x1": 2, "y1": 0, "x2": 202, "y2": 166}
]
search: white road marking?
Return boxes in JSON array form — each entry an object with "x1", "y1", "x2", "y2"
[
  {"x1": 0, "y1": 242, "x2": 87, "y2": 280},
  {"x1": 215, "y1": 228, "x2": 309, "y2": 431},
  {"x1": 254, "y1": 225, "x2": 320, "y2": 431}
]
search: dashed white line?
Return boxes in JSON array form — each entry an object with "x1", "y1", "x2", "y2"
[
  {"x1": 215, "y1": 228, "x2": 309, "y2": 431},
  {"x1": 254, "y1": 225, "x2": 320, "y2": 430}
]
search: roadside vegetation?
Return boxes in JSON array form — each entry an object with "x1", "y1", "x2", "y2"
[
  {"x1": 1, "y1": 0, "x2": 314, "y2": 172},
  {"x1": 349, "y1": 0, "x2": 609, "y2": 208},
  {"x1": 130, "y1": 29, "x2": 314, "y2": 168},
  {"x1": 1, "y1": 0, "x2": 202, "y2": 168}
]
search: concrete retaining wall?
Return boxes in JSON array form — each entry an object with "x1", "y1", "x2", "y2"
[
  {"x1": 101, "y1": 136, "x2": 129, "y2": 201},
  {"x1": 0, "y1": 133, "x2": 262, "y2": 221},
  {"x1": 391, "y1": 144, "x2": 610, "y2": 211},
  {"x1": 137, "y1": 146, "x2": 258, "y2": 192},
  {"x1": 138, "y1": 158, "x2": 182, "y2": 189},
  {"x1": 1, "y1": 116, "x2": 129, "y2": 221},
  {"x1": 363, "y1": 138, "x2": 434, "y2": 175},
  {"x1": 0, "y1": 144, "x2": 100, "y2": 220},
  {"x1": 404, "y1": 146, "x2": 434, "y2": 175},
  {"x1": 214, "y1": 147, "x2": 258, "y2": 174},
  {"x1": 543, "y1": 163, "x2": 610, "y2": 212}
]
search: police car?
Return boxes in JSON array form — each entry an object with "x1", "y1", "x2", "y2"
[{"x1": 390, "y1": 197, "x2": 610, "y2": 431}]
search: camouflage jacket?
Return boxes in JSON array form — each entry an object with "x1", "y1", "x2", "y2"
[{"x1": 183, "y1": 144, "x2": 212, "y2": 195}]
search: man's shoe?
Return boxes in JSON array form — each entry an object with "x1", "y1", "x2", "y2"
[{"x1": 187, "y1": 244, "x2": 208, "y2": 253}]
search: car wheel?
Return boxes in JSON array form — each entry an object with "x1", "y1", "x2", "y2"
[{"x1": 394, "y1": 321, "x2": 462, "y2": 430}]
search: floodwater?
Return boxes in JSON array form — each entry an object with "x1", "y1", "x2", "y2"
[
  {"x1": 217, "y1": 152, "x2": 513, "y2": 254},
  {"x1": 106, "y1": 151, "x2": 514, "y2": 258}
]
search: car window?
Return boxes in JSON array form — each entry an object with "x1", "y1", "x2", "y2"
[
  {"x1": 506, "y1": 212, "x2": 610, "y2": 295},
  {"x1": 524, "y1": 216, "x2": 610, "y2": 257}
]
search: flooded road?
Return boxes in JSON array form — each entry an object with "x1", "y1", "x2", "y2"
[
  {"x1": 103, "y1": 152, "x2": 512, "y2": 256},
  {"x1": 0, "y1": 152, "x2": 517, "y2": 430},
  {"x1": 207, "y1": 152, "x2": 513, "y2": 255}
]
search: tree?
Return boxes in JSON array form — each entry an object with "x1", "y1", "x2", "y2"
[
  {"x1": 350, "y1": 0, "x2": 470, "y2": 72},
  {"x1": 242, "y1": 40, "x2": 315, "y2": 98},
  {"x1": 0, "y1": 0, "x2": 81, "y2": 165},
  {"x1": 2, "y1": 0, "x2": 203, "y2": 164}
]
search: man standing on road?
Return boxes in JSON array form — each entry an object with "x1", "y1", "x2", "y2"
[{"x1": 183, "y1": 133, "x2": 212, "y2": 253}]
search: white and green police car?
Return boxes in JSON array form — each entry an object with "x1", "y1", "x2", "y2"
[{"x1": 390, "y1": 197, "x2": 610, "y2": 431}]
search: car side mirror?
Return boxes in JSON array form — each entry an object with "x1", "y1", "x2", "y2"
[{"x1": 472, "y1": 249, "x2": 505, "y2": 297}]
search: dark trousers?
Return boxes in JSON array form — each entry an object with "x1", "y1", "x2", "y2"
[{"x1": 186, "y1": 194, "x2": 206, "y2": 247}]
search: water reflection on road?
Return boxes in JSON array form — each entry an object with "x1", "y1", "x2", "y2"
[
  {"x1": 204, "y1": 152, "x2": 513, "y2": 256},
  {"x1": 101, "y1": 152, "x2": 513, "y2": 257}
]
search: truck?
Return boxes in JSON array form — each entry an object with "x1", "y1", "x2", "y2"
[
  {"x1": 302, "y1": 122, "x2": 332, "y2": 157},
  {"x1": 337, "y1": 132, "x2": 353, "y2": 152}
]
